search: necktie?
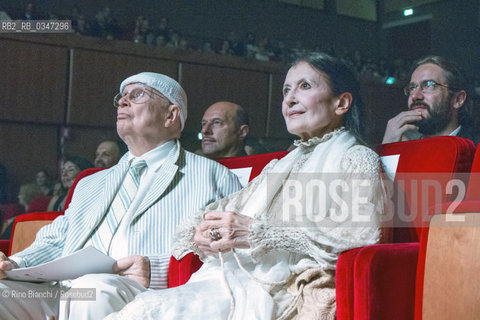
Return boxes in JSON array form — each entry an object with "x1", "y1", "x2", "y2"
[{"x1": 88, "y1": 159, "x2": 147, "y2": 254}]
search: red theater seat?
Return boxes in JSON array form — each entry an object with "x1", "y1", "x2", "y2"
[
  {"x1": 414, "y1": 142, "x2": 480, "y2": 320},
  {"x1": 8, "y1": 211, "x2": 62, "y2": 255},
  {"x1": 0, "y1": 203, "x2": 25, "y2": 222},
  {"x1": 27, "y1": 195, "x2": 52, "y2": 213},
  {"x1": 336, "y1": 136, "x2": 476, "y2": 320}
]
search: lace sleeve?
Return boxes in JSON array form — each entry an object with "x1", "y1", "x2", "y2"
[
  {"x1": 248, "y1": 145, "x2": 388, "y2": 268},
  {"x1": 171, "y1": 159, "x2": 280, "y2": 261}
]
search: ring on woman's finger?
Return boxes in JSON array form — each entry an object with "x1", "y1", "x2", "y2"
[{"x1": 209, "y1": 229, "x2": 222, "y2": 241}]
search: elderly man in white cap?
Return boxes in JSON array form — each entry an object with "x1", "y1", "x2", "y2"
[{"x1": 0, "y1": 72, "x2": 242, "y2": 319}]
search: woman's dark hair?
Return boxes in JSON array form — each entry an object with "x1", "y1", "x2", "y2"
[
  {"x1": 291, "y1": 52, "x2": 366, "y2": 144},
  {"x1": 65, "y1": 156, "x2": 93, "y2": 172}
]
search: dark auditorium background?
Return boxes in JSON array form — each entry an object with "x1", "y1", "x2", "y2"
[{"x1": 0, "y1": 0, "x2": 479, "y2": 202}]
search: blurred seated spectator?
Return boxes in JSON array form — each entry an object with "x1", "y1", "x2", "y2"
[
  {"x1": 200, "y1": 41, "x2": 215, "y2": 54},
  {"x1": 0, "y1": 10, "x2": 11, "y2": 20},
  {"x1": 245, "y1": 32, "x2": 258, "y2": 58},
  {"x1": 91, "y1": 6, "x2": 118, "y2": 40},
  {"x1": 157, "y1": 17, "x2": 169, "y2": 38},
  {"x1": 271, "y1": 40, "x2": 288, "y2": 62},
  {"x1": 141, "y1": 18, "x2": 155, "y2": 45},
  {"x1": 227, "y1": 31, "x2": 245, "y2": 56},
  {"x1": 254, "y1": 37, "x2": 273, "y2": 61},
  {"x1": 178, "y1": 35, "x2": 192, "y2": 52},
  {"x1": 72, "y1": 14, "x2": 91, "y2": 36},
  {"x1": 166, "y1": 29, "x2": 181, "y2": 49},
  {"x1": 22, "y1": 2, "x2": 38, "y2": 20},
  {"x1": 217, "y1": 39, "x2": 234, "y2": 56},
  {"x1": 156, "y1": 34, "x2": 167, "y2": 47},
  {"x1": 130, "y1": 15, "x2": 145, "y2": 43},
  {"x1": 17, "y1": 183, "x2": 43, "y2": 213},
  {"x1": 47, "y1": 156, "x2": 93, "y2": 211},
  {"x1": 35, "y1": 170, "x2": 53, "y2": 196},
  {"x1": 0, "y1": 183, "x2": 43, "y2": 239},
  {"x1": 94, "y1": 140, "x2": 125, "y2": 168}
]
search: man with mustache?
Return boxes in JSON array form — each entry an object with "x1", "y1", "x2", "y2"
[
  {"x1": 382, "y1": 55, "x2": 477, "y2": 144},
  {"x1": 200, "y1": 101, "x2": 250, "y2": 158},
  {"x1": 94, "y1": 140, "x2": 126, "y2": 168}
]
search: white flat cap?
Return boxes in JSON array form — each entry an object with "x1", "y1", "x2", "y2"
[{"x1": 120, "y1": 72, "x2": 188, "y2": 130}]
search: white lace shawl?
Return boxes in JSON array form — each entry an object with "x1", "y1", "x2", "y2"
[{"x1": 172, "y1": 128, "x2": 387, "y2": 272}]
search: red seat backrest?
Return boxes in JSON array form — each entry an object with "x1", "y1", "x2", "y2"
[
  {"x1": 378, "y1": 136, "x2": 476, "y2": 242},
  {"x1": 27, "y1": 195, "x2": 53, "y2": 213},
  {"x1": 218, "y1": 151, "x2": 289, "y2": 183},
  {"x1": 9, "y1": 211, "x2": 62, "y2": 255},
  {"x1": 0, "y1": 203, "x2": 25, "y2": 221},
  {"x1": 465, "y1": 145, "x2": 480, "y2": 200}
]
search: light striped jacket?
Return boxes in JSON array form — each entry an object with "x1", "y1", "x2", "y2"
[{"x1": 13, "y1": 140, "x2": 242, "y2": 289}]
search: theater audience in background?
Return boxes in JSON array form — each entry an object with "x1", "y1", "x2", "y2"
[
  {"x1": 34, "y1": 169, "x2": 53, "y2": 196},
  {"x1": 383, "y1": 55, "x2": 478, "y2": 145},
  {"x1": 1, "y1": 2, "x2": 414, "y2": 84},
  {"x1": 94, "y1": 140, "x2": 126, "y2": 168},
  {"x1": 200, "y1": 101, "x2": 249, "y2": 159},
  {"x1": 47, "y1": 156, "x2": 93, "y2": 212},
  {"x1": 0, "y1": 72, "x2": 241, "y2": 319}
]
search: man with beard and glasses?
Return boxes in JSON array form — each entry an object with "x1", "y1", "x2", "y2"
[{"x1": 382, "y1": 55, "x2": 477, "y2": 145}]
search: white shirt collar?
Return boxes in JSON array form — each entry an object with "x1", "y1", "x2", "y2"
[{"x1": 128, "y1": 140, "x2": 176, "y2": 172}]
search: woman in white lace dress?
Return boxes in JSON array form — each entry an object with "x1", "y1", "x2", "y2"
[{"x1": 107, "y1": 53, "x2": 388, "y2": 320}]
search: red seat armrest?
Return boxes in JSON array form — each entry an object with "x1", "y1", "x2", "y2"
[
  {"x1": 354, "y1": 243, "x2": 419, "y2": 320},
  {"x1": 336, "y1": 247, "x2": 363, "y2": 320},
  {"x1": 168, "y1": 252, "x2": 203, "y2": 288}
]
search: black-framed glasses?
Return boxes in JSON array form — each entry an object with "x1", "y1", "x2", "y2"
[
  {"x1": 113, "y1": 86, "x2": 165, "y2": 108},
  {"x1": 403, "y1": 79, "x2": 451, "y2": 96}
]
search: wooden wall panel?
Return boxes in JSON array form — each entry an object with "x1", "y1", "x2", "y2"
[
  {"x1": 0, "y1": 122, "x2": 58, "y2": 202},
  {"x1": 69, "y1": 49, "x2": 177, "y2": 127},
  {"x1": 180, "y1": 63, "x2": 270, "y2": 137},
  {"x1": 0, "y1": 39, "x2": 67, "y2": 124}
]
